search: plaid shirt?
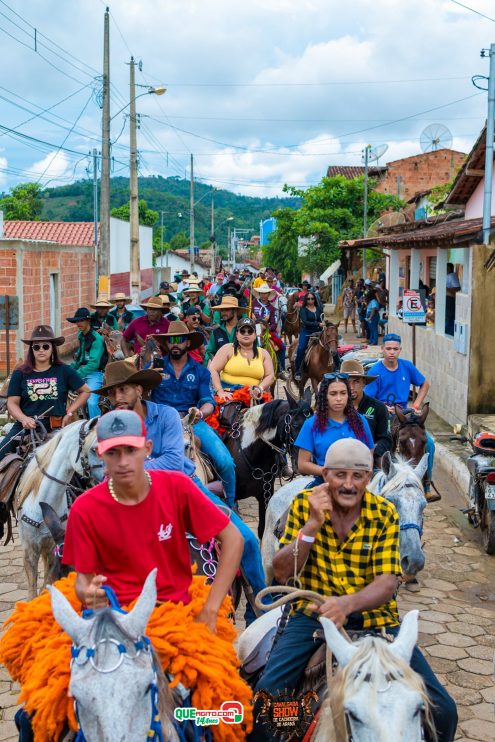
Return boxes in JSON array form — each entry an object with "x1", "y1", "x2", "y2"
[{"x1": 280, "y1": 489, "x2": 401, "y2": 628}]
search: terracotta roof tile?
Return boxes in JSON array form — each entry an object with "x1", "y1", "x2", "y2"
[
  {"x1": 3, "y1": 221, "x2": 96, "y2": 246},
  {"x1": 326, "y1": 165, "x2": 386, "y2": 179}
]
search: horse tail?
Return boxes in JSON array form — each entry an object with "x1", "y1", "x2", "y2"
[{"x1": 15, "y1": 432, "x2": 64, "y2": 507}]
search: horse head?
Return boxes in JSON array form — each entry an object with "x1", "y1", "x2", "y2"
[
  {"x1": 395, "y1": 404, "x2": 429, "y2": 465},
  {"x1": 318, "y1": 610, "x2": 433, "y2": 742},
  {"x1": 49, "y1": 569, "x2": 175, "y2": 742},
  {"x1": 372, "y1": 453, "x2": 428, "y2": 577},
  {"x1": 40, "y1": 502, "x2": 70, "y2": 583},
  {"x1": 282, "y1": 388, "x2": 313, "y2": 458}
]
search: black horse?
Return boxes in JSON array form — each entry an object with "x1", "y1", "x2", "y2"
[{"x1": 225, "y1": 388, "x2": 313, "y2": 538}]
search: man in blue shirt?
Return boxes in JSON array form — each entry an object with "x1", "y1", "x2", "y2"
[
  {"x1": 94, "y1": 359, "x2": 266, "y2": 625},
  {"x1": 151, "y1": 321, "x2": 237, "y2": 510},
  {"x1": 366, "y1": 333, "x2": 435, "y2": 483}
]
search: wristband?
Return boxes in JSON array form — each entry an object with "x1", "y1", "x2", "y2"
[{"x1": 298, "y1": 531, "x2": 315, "y2": 543}]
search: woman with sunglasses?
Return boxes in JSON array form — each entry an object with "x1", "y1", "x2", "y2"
[
  {"x1": 2, "y1": 325, "x2": 90, "y2": 461},
  {"x1": 294, "y1": 373, "x2": 374, "y2": 486},
  {"x1": 294, "y1": 291, "x2": 323, "y2": 382},
  {"x1": 209, "y1": 317, "x2": 275, "y2": 402}
]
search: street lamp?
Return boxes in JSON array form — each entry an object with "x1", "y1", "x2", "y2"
[{"x1": 129, "y1": 58, "x2": 166, "y2": 306}]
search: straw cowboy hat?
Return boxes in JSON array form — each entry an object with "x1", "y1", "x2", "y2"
[
  {"x1": 183, "y1": 284, "x2": 203, "y2": 294},
  {"x1": 139, "y1": 296, "x2": 166, "y2": 311},
  {"x1": 22, "y1": 324, "x2": 65, "y2": 346},
  {"x1": 90, "y1": 297, "x2": 114, "y2": 309},
  {"x1": 253, "y1": 283, "x2": 277, "y2": 301},
  {"x1": 94, "y1": 359, "x2": 163, "y2": 396},
  {"x1": 157, "y1": 294, "x2": 171, "y2": 305},
  {"x1": 214, "y1": 296, "x2": 247, "y2": 312},
  {"x1": 111, "y1": 292, "x2": 130, "y2": 303},
  {"x1": 155, "y1": 320, "x2": 204, "y2": 350},
  {"x1": 340, "y1": 359, "x2": 378, "y2": 384}
]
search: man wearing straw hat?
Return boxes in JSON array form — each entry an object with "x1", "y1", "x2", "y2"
[
  {"x1": 122, "y1": 296, "x2": 170, "y2": 354},
  {"x1": 205, "y1": 295, "x2": 247, "y2": 361},
  {"x1": 90, "y1": 297, "x2": 119, "y2": 331},
  {"x1": 340, "y1": 359, "x2": 392, "y2": 470},
  {"x1": 252, "y1": 283, "x2": 288, "y2": 380},
  {"x1": 108, "y1": 292, "x2": 134, "y2": 330},
  {"x1": 181, "y1": 283, "x2": 212, "y2": 324}
]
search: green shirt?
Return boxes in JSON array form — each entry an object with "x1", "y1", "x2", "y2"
[{"x1": 205, "y1": 324, "x2": 236, "y2": 362}]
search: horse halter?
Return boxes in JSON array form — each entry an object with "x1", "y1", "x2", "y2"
[{"x1": 71, "y1": 585, "x2": 163, "y2": 742}]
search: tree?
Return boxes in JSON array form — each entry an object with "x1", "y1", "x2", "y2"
[
  {"x1": 263, "y1": 176, "x2": 403, "y2": 279},
  {"x1": 110, "y1": 199, "x2": 158, "y2": 227},
  {"x1": 0, "y1": 182, "x2": 43, "y2": 220},
  {"x1": 169, "y1": 232, "x2": 189, "y2": 251}
]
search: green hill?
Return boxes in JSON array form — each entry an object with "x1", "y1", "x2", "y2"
[{"x1": 41, "y1": 176, "x2": 300, "y2": 247}]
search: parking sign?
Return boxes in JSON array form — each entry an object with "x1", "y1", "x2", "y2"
[{"x1": 402, "y1": 289, "x2": 426, "y2": 324}]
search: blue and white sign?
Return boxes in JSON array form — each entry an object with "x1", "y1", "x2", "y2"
[{"x1": 402, "y1": 290, "x2": 426, "y2": 324}]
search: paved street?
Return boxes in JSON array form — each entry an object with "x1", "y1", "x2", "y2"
[{"x1": 0, "y1": 463, "x2": 494, "y2": 740}]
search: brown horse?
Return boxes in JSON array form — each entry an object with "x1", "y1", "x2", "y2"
[
  {"x1": 392, "y1": 404, "x2": 429, "y2": 464},
  {"x1": 297, "y1": 322, "x2": 340, "y2": 398},
  {"x1": 283, "y1": 292, "x2": 300, "y2": 345}
]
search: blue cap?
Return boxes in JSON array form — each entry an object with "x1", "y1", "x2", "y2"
[
  {"x1": 96, "y1": 410, "x2": 146, "y2": 454},
  {"x1": 383, "y1": 333, "x2": 402, "y2": 344}
]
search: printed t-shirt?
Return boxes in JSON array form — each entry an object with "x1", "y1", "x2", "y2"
[
  {"x1": 295, "y1": 414, "x2": 374, "y2": 466},
  {"x1": 7, "y1": 364, "x2": 84, "y2": 417},
  {"x1": 63, "y1": 470, "x2": 229, "y2": 604},
  {"x1": 365, "y1": 359, "x2": 426, "y2": 408}
]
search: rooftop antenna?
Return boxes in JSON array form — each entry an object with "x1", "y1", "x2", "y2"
[
  {"x1": 366, "y1": 143, "x2": 389, "y2": 166},
  {"x1": 420, "y1": 123, "x2": 453, "y2": 152}
]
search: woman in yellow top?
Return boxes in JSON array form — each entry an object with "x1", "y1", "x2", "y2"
[{"x1": 209, "y1": 317, "x2": 275, "y2": 401}]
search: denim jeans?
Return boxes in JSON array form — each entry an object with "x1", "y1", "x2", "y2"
[
  {"x1": 426, "y1": 431, "x2": 435, "y2": 483},
  {"x1": 367, "y1": 313, "x2": 379, "y2": 345},
  {"x1": 192, "y1": 475, "x2": 266, "y2": 625},
  {"x1": 194, "y1": 419, "x2": 236, "y2": 508},
  {"x1": 295, "y1": 329, "x2": 310, "y2": 374},
  {"x1": 83, "y1": 370, "x2": 104, "y2": 419},
  {"x1": 250, "y1": 612, "x2": 457, "y2": 742}
]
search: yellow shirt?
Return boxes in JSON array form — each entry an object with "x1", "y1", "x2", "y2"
[
  {"x1": 253, "y1": 276, "x2": 266, "y2": 289},
  {"x1": 221, "y1": 350, "x2": 265, "y2": 387}
]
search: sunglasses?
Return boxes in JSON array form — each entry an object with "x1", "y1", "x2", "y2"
[
  {"x1": 238, "y1": 327, "x2": 255, "y2": 335},
  {"x1": 168, "y1": 335, "x2": 187, "y2": 345},
  {"x1": 323, "y1": 372, "x2": 349, "y2": 381},
  {"x1": 32, "y1": 343, "x2": 52, "y2": 351},
  {"x1": 189, "y1": 316, "x2": 201, "y2": 322}
]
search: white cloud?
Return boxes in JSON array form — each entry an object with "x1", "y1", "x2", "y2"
[{"x1": 29, "y1": 151, "x2": 72, "y2": 186}]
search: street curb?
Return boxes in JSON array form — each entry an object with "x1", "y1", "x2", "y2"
[{"x1": 434, "y1": 438, "x2": 470, "y2": 504}]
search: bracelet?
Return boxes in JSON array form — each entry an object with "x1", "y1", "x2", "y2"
[
  {"x1": 66, "y1": 411, "x2": 74, "y2": 417},
  {"x1": 298, "y1": 531, "x2": 316, "y2": 543}
]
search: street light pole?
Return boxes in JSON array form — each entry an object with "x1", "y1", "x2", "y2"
[
  {"x1": 362, "y1": 144, "x2": 371, "y2": 279},
  {"x1": 189, "y1": 153, "x2": 195, "y2": 273},
  {"x1": 210, "y1": 188, "x2": 216, "y2": 275},
  {"x1": 129, "y1": 57, "x2": 140, "y2": 306},
  {"x1": 160, "y1": 210, "x2": 165, "y2": 280},
  {"x1": 98, "y1": 6, "x2": 110, "y2": 298}
]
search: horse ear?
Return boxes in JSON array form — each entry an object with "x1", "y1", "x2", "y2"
[
  {"x1": 414, "y1": 453, "x2": 429, "y2": 482},
  {"x1": 395, "y1": 406, "x2": 406, "y2": 424},
  {"x1": 40, "y1": 502, "x2": 66, "y2": 544},
  {"x1": 319, "y1": 616, "x2": 357, "y2": 667},
  {"x1": 49, "y1": 585, "x2": 88, "y2": 645},
  {"x1": 381, "y1": 451, "x2": 396, "y2": 479},
  {"x1": 284, "y1": 387, "x2": 298, "y2": 409},
  {"x1": 417, "y1": 402, "x2": 429, "y2": 426},
  {"x1": 120, "y1": 568, "x2": 157, "y2": 638},
  {"x1": 303, "y1": 387, "x2": 312, "y2": 406},
  {"x1": 389, "y1": 610, "x2": 419, "y2": 664}
]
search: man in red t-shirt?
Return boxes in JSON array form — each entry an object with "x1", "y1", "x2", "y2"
[{"x1": 63, "y1": 409, "x2": 243, "y2": 632}]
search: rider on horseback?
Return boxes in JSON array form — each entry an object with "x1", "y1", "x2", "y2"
[
  {"x1": 251, "y1": 284, "x2": 287, "y2": 380},
  {"x1": 365, "y1": 333, "x2": 435, "y2": 486},
  {"x1": 150, "y1": 321, "x2": 238, "y2": 511},
  {"x1": 250, "y1": 438, "x2": 457, "y2": 742},
  {"x1": 95, "y1": 359, "x2": 267, "y2": 625}
]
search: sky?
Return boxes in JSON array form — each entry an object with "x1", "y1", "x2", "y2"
[{"x1": 0, "y1": 0, "x2": 494, "y2": 197}]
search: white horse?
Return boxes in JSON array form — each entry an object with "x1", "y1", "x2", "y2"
[
  {"x1": 16, "y1": 419, "x2": 103, "y2": 599},
  {"x1": 49, "y1": 569, "x2": 178, "y2": 742}
]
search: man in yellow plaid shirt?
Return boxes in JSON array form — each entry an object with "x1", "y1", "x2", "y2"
[{"x1": 250, "y1": 439, "x2": 457, "y2": 742}]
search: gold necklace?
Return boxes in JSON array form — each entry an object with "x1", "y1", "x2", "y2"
[{"x1": 108, "y1": 471, "x2": 152, "y2": 503}]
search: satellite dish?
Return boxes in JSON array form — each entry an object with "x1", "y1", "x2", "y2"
[
  {"x1": 362, "y1": 144, "x2": 389, "y2": 165},
  {"x1": 420, "y1": 124, "x2": 453, "y2": 153},
  {"x1": 367, "y1": 211, "x2": 406, "y2": 237}
]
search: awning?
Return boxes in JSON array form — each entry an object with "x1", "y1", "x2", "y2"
[{"x1": 320, "y1": 259, "x2": 341, "y2": 282}]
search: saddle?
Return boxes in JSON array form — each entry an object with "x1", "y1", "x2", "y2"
[
  {"x1": 0, "y1": 453, "x2": 25, "y2": 544},
  {"x1": 302, "y1": 334, "x2": 320, "y2": 367}
]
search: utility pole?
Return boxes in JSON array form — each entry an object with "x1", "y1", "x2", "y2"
[
  {"x1": 160, "y1": 210, "x2": 165, "y2": 278},
  {"x1": 210, "y1": 188, "x2": 216, "y2": 275},
  {"x1": 92, "y1": 148, "x2": 99, "y2": 265},
  {"x1": 129, "y1": 56, "x2": 140, "y2": 306},
  {"x1": 227, "y1": 222, "x2": 232, "y2": 268},
  {"x1": 482, "y1": 44, "x2": 495, "y2": 245},
  {"x1": 98, "y1": 6, "x2": 110, "y2": 298},
  {"x1": 189, "y1": 153, "x2": 195, "y2": 273},
  {"x1": 362, "y1": 144, "x2": 371, "y2": 279},
  {"x1": 232, "y1": 227, "x2": 237, "y2": 270}
]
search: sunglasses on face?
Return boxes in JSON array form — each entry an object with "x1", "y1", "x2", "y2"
[
  {"x1": 323, "y1": 372, "x2": 349, "y2": 381},
  {"x1": 168, "y1": 335, "x2": 187, "y2": 345},
  {"x1": 32, "y1": 343, "x2": 52, "y2": 351},
  {"x1": 190, "y1": 316, "x2": 200, "y2": 322},
  {"x1": 238, "y1": 327, "x2": 255, "y2": 336}
]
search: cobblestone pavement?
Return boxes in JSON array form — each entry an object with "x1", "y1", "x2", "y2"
[{"x1": 0, "y1": 465, "x2": 494, "y2": 740}]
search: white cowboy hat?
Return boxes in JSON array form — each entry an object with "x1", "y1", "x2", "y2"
[{"x1": 253, "y1": 284, "x2": 277, "y2": 301}]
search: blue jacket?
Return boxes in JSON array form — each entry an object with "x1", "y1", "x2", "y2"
[
  {"x1": 150, "y1": 356, "x2": 215, "y2": 413},
  {"x1": 143, "y1": 399, "x2": 195, "y2": 476}
]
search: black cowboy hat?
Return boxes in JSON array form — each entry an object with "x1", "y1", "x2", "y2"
[
  {"x1": 66, "y1": 307, "x2": 91, "y2": 323},
  {"x1": 22, "y1": 324, "x2": 65, "y2": 346}
]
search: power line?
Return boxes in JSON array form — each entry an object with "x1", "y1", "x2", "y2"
[
  {"x1": 146, "y1": 74, "x2": 470, "y2": 88},
  {"x1": 449, "y1": 0, "x2": 495, "y2": 23}
]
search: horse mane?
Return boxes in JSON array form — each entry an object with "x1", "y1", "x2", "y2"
[
  {"x1": 371, "y1": 455, "x2": 424, "y2": 498},
  {"x1": 317, "y1": 636, "x2": 436, "y2": 741},
  {"x1": 16, "y1": 429, "x2": 65, "y2": 506},
  {"x1": 255, "y1": 400, "x2": 288, "y2": 435}
]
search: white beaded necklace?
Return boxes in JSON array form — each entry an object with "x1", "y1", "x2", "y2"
[{"x1": 108, "y1": 471, "x2": 152, "y2": 503}]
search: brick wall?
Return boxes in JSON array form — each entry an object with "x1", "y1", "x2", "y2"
[{"x1": 375, "y1": 149, "x2": 466, "y2": 202}]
